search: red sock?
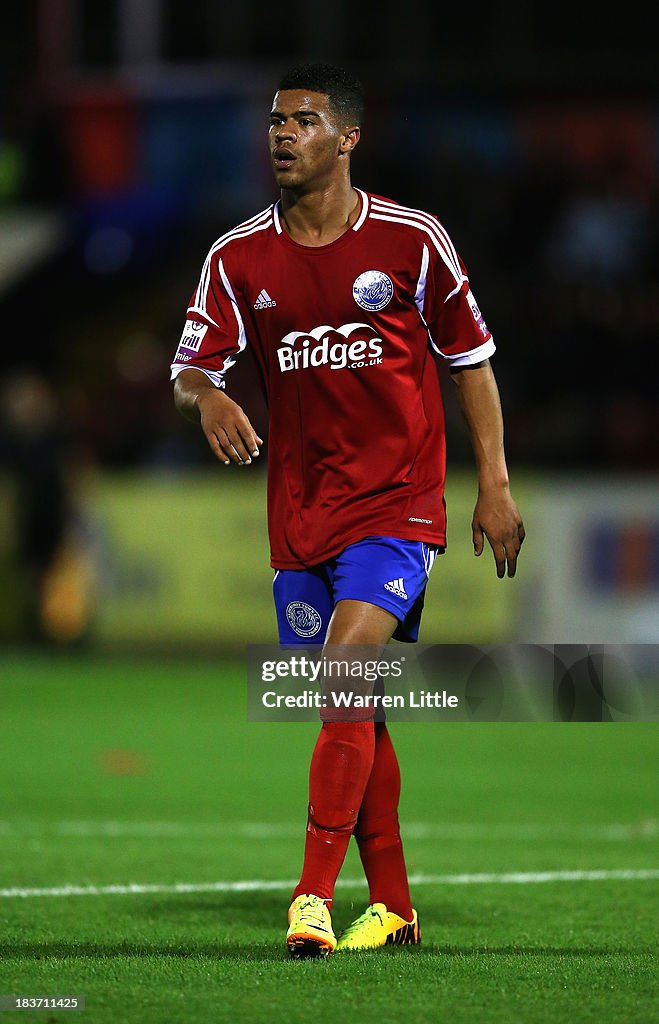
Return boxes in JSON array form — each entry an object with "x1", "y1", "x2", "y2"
[
  {"x1": 354, "y1": 722, "x2": 413, "y2": 920},
  {"x1": 292, "y1": 721, "x2": 375, "y2": 910}
]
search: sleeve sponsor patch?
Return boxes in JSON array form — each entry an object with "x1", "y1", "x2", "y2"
[
  {"x1": 466, "y1": 289, "x2": 489, "y2": 338},
  {"x1": 174, "y1": 319, "x2": 208, "y2": 360}
]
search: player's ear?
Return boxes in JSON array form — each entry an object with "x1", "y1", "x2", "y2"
[{"x1": 339, "y1": 126, "x2": 360, "y2": 154}]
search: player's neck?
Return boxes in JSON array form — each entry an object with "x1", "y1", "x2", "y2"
[{"x1": 278, "y1": 181, "x2": 360, "y2": 247}]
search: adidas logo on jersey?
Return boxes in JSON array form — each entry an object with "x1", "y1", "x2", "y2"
[
  {"x1": 254, "y1": 289, "x2": 277, "y2": 309},
  {"x1": 384, "y1": 578, "x2": 408, "y2": 600}
]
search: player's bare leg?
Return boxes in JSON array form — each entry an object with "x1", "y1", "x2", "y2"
[{"x1": 324, "y1": 599, "x2": 398, "y2": 646}]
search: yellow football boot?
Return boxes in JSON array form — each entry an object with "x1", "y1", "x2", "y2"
[
  {"x1": 335, "y1": 903, "x2": 420, "y2": 951},
  {"x1": 286, "y1": 894, "x2": 337, "y2": 958}
]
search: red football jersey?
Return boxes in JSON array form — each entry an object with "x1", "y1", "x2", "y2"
[{"x1": 171, "y1": 190, "x2": 495, "y2": 569}]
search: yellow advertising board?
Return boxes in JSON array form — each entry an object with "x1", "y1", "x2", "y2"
[{"x1": 88, "y1": 471, "x2": 537, "y2": 648}]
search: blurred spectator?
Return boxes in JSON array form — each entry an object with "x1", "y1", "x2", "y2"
[
  {"x1": 0, "y1": 370, "x2": 93, "y2": 645},
  {"x1": 544, "y1": 158, "x2": 650, "y2": 282}
]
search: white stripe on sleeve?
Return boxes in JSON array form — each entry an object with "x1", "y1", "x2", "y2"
[
  {"x1": 170, "y1": 365, "x2": 226, "y2": 388},
  {"x1": 414, "y1": 243, "x2": 430, "y2": 317},
  {"x1": 443, "y1": 338, "x2": 496, "y2": 367}
]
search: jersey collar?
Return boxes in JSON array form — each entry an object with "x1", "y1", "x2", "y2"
[{"x1": 273, "y1": 188, "x2": 369, "y2": 237}]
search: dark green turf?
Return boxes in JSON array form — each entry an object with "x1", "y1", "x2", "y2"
[{"x1": 0, "y1": 655, "x2": 657, "y2": 1023}]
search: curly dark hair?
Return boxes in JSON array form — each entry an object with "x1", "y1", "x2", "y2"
[{"x1": 278, "y1": 63, "x2": 364, "y2": 127}]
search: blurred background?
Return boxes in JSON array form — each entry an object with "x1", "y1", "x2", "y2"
[{"x1": 1, "y1": 0, "x2": 657, "y2": 650}]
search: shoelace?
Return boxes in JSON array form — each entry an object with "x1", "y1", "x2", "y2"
[{"x1": 297, "y1": 898, "x2": 330, "y2": 929}]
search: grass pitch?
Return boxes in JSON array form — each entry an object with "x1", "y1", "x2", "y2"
[{"x1": 0, "y1": 654, "x2": 657, "y2": 1023}]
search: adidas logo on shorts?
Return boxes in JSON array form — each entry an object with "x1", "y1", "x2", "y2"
[
  {"x1": 384, "y1": 577, "x2": 408, "y2": 600},
  {"x1": 254, "y1": 289, "x2": 277, "y2": 309}
]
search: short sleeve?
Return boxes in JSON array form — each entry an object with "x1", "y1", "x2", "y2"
[
  {"x1": 170, "y1": 248, "x2": 247, "y2": 389},
  {"x1": 418, "y1": 226, "x2": 496, "y2": 368}
]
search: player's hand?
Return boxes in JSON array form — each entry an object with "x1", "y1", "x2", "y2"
[
  {"x1": 472, "y1": 486, "x2": 525, "y2": 578},
  {"x1": 196, "y1": 389, "x2": 263, "y2": 466}
]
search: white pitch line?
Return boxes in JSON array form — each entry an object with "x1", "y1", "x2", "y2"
[
  {"x1": 1, "y1": 870, "x2": 658, "y2": 900},
  {"x1": 0, "y1": 820, "x2": 656, "y2": 841}
]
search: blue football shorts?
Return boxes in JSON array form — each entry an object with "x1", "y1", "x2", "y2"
[{"x1": 273, "y1": 535, "x2": 443, "y2": 645}]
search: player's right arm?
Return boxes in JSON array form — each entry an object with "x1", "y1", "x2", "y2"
[
  {"x1": 170, "y1": 244, "x2": 263, "y2": 466},
  {"x1": 174, "y1": 369, "x2": 262, "y2": 466}
]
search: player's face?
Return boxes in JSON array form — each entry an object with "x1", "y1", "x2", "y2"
[{"x1": 269, "y1": 90, "x2": 354, "y2": 190}]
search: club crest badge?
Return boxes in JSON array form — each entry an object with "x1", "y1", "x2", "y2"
[
  {"x1": 352, "y1": 270, "x2": 394, "y2": 312},
  {"x1": 286, "y1": 601, "x2": 322, "y2": 638}
]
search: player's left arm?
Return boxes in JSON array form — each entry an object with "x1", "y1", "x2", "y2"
[{"x1": 450, "y1": 360, "x2": 525, "y2": 578}]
